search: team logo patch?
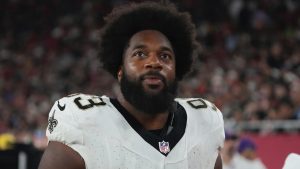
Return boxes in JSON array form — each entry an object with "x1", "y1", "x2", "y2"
[
  {"x1": 48, "y1": 110, "x2": 58, "y2": 134},
  {"x1": 158, "y1": 140, "x2": 170, "y2": 154}
]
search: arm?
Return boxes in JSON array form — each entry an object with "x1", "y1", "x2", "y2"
[
  {"x1": 214, "y1": 153, "x2": 222, "y2": 169},
  {"x1": 38, "y1": 141, "x2": 85, "y2": 169}
]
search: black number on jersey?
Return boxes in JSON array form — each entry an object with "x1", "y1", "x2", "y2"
[
  {"x1": 74, "y1": 96, "x2": 106, "y2": 110},
  {"x1": 187, "y1": 98, "x2": 207, "y2": 109},
  {"x1": 187, "y1": 98, "x2": 218, "y2": 111}
]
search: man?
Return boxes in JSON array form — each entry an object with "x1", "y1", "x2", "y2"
[
  {"x1": 38, "y1": 1, "x2": 225, "y2": 169},
  {"x1": 232, "y1": 138, "x2": 267, "y2": 169}
]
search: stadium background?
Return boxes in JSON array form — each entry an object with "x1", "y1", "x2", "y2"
[{"x1": 0, "y1": 0, "x2": 300, "y2": 168}]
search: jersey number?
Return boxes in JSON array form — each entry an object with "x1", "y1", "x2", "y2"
[
  {"x1": 187, "y1": 98, "x2": 217, "y2": 111},
  {"x1": 74, "y1": 96, "x2": 106, "y2": 110},
  {"x1": 187, "y1": 98, "x2": 207, "y2": 109}
]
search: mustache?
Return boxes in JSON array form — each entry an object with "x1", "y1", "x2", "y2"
[{"x1": 139, "y1": 71, "x2": 167, "y2": 84}]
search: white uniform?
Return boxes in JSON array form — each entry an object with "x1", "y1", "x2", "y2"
[
  {"x1": 46, "y1": 93, "x2": 225, "y2": 169},
  {"x1": 282, "y1": 153, "x2": 300, "y2": 169}
]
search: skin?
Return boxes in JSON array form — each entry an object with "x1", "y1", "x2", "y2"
[
  {"x1": 38, "y1": 141, "x2": 85, "y2": 169},
  {"x1": 117, "y1": 30, "x2": 176, "y2": 130},
  {"x1": 241, "y1": 149, "x2": 257, "y2": 160},
  {"x1": 38, "y1": 30, "x2": 222, "y2": 169}
]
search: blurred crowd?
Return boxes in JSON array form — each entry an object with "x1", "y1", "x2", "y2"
[
  {"x1": 183, "y1": 0, "x2": 300, "y2": 123},
  {"x1": 221, "y1": 131, "x2": 267, "y2": 169},
  {"x1": 0, "y1": 0, "x2": 300, "y2": 148}
]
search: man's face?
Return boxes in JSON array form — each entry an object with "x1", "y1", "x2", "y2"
[{"x1": 119, "y1": 30, "x2": 177, "y2": 115}]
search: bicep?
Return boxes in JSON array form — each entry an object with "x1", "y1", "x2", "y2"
[
  {"x1": 38, "y1": 141, "x2": 85, "y2": 169},
  {"x1": 214, "y1": 153, "x2": 222, "y2": 169}
]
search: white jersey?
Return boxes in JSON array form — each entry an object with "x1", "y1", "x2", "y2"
[
  {"x1": 46, "y1": 93, "x2": 225, "y2": 169},
  {"x1": 231, "y1": 154, "x2": 267, "y2": 169},
  {"x1": 282, "y1": 153, "x2": 300, "y2": 169}
]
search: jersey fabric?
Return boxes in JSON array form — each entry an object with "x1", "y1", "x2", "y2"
[{"x1": 46, "y1": 93, "x2": 225, "y2": 169}]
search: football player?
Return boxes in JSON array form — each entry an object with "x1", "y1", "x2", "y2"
[{"x1": 38, "y1": 1, "x2": 225, "y2": 169}]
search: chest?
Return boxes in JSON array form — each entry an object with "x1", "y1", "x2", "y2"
[
  {"x1": 81, "y1": 121, "x2": 217, "y2": 169},
  {"x1": 76, "y1": 99, "x2": 220, "y2": 169}
]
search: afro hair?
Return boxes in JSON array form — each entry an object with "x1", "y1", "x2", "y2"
[{"x1": 98, "y1": 1, "x2": 198, "y2": 80}]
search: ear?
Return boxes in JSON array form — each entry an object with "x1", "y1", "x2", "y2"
[{"x1": 117, "y1": 67, "x2": 123, "y2": 82}]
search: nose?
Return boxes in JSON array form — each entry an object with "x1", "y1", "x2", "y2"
[{"x1": 144, "y1": 54, "x2": 162, "y2": 70}]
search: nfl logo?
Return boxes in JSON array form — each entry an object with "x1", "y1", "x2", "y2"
[{"x1": 158, "y1": 140, "x2": 170, "y2": 154}]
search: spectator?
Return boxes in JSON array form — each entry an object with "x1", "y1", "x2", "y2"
[{"x1": 232, "y1": 138, "x2": 267, "y2": 169}]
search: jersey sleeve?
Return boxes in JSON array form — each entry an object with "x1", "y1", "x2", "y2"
[
  {"x1": 208, "y1": 103, "x2": 225, "y2": 149},
  {"x1": 45, "y1": 94, "x2": 108, "y2": 169},
  {"x1": 177, "y1": 98, "x2": 225, "y2": 149},
  {"x1": 46, "y1": 96, "x2": 83, "y2": 146},
  {"x1": 199, "y1": 99, "x2": 225, "y2": 150}
]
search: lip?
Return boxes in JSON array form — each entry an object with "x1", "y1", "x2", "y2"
[{"x1": 142, "y1": 75, "x2": 163, "y2": 85}]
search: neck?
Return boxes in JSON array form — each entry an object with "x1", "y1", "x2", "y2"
[{"x1": 117, "y1": 93, "x2": 169, "y2": 130}]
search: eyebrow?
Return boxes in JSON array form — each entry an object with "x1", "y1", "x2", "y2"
[
  {"x1": 132, "y1": 44, "x2": 174, "y2": 53},
  {"x1": 160, "y1": 46, "x2": 174, "y2": 53}
]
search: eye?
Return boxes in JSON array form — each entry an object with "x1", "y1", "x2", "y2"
[
  {"x1": 133, "y1": 51, "x2": 147, "y2": 58},
  {"x1": 160, "y1": 53, "x2": 173, "y2": 61}
]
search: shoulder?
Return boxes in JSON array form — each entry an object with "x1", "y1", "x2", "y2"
[
  {"x1": 176, "y1": 98, "x2": 217, "y2": 109},
  {"x1": 48, "y1": 93, "x2": 112, "y2": 125},
  {"x1": 48, "y1": 93, "x2": 115, "y2": 117},
  {"x1": 176, "y1": 98, "x2": 222, "y2": 118},
  {"x1": 176, "y1": 97, "x2": 224, "y2": 131},
  {"x1": 46, "y1": 93, "x2": 112, "y2": 143},
  {"x1": 56, "y1": 93, "x2": 109, "y2": 111},
  {"x1": 177, "y1": 98, "x2": 225, "y2": 152}
]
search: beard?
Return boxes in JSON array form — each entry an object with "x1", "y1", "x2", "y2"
[{"x1": 120, "y1": 70, "x2": 178, "y2": 115}]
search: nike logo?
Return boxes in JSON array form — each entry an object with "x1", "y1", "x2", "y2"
[{"x1": 57, "y1": 101, "x2": 66, "y2": 111}]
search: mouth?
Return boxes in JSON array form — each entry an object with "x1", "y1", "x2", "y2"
[
  {"x1": 141, "y1": 73, "x2": 165, "y2": 87},
  {"x1": 143, "y1": 75, "x2": 163, "y2": 86}
]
